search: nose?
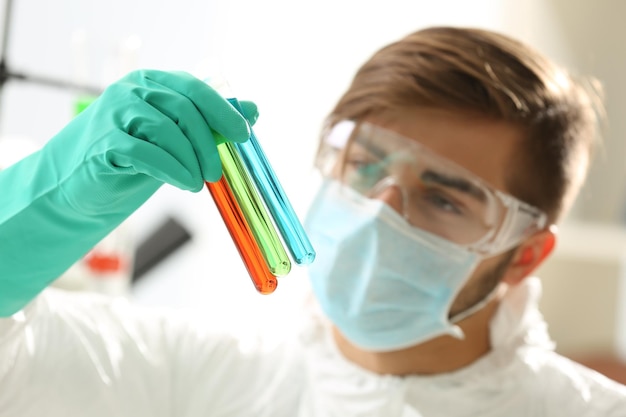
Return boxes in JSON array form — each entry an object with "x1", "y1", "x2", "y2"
[{"x1": 369, "y1": 178, "x2": 405, "y2": 216}]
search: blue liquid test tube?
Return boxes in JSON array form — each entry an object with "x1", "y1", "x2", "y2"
[{"x1": 227, "y1": 97, "x2": 316, "y2": 265}]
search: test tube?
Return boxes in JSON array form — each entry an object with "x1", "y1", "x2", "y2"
[
  {"x1": 206, "y1": 177, "x2": 278, "y2": 294},
  {"x1": 227, "y1": 97, "x2": 316, "y2": 265},
  {"x1": 217, "y1": 140, "x2": 291, "y2": 276}
]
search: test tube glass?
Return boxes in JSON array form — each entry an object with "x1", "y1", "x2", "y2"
[
  {"x1": 206, "y1": 178, "x2": 278, "y2": 294},
  {"x1": 217, "y1": 141, "x2": 291, "y2": 276},
  {"x1": 227, "y1": 98, "x2": 316, "y2": 265}
]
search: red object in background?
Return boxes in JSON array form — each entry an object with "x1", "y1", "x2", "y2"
[{"x1": 85, "y1": 253, "x2": 125, "y2": 274}]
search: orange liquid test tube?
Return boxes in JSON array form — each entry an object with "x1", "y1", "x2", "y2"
[{"x1": 206, "y1": 178, "x2": 278, "y2": 294}]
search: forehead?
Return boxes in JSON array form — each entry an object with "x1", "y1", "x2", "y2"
[{"x1": 364, "y1": 107, "x2": 524, "y2": 192}]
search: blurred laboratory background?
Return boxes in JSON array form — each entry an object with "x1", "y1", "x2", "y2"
[{"x1": 0, "y1": 0, "x2": 624, "y2": 382}]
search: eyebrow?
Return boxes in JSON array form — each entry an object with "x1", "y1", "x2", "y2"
[
  {"x1": 353, "y1": 126, "x2": 488, "y2": 202},
  {"x1": 421, "y1": 170, "x2": 487, "y2": 202}
]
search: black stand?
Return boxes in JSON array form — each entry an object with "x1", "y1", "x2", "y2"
[{"x1": 0, "y1": 0, "x2": 103, "y2": 113}]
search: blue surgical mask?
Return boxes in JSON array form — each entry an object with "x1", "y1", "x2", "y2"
[{"x1": 304, "y1": 180, "x2": 481, "y2": 352}]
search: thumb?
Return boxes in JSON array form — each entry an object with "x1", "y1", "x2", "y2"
[{"x1": 237, "y1": 100, "x2": 259, "y2": 126}]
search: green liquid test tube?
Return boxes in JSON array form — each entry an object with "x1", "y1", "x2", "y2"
[{"x1": 217, "y1": 140, "x2": 291, "y2": 276}]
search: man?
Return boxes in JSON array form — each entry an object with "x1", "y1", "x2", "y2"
[{"x1": 1, "y1": 26, "x2": 624, "y2": 416}]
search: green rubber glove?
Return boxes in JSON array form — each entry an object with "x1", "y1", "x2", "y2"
[{"x1": 0, "y1": 69, "x2": 259, "y2": 316}]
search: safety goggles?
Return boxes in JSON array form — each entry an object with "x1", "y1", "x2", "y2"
[{"x1": 315, "y1": 120, "x2": 548, "y2": 256}]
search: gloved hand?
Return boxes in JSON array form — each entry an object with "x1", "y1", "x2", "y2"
[{"x1": 0, "y1": 69, "x2": 258, "y2": 316}]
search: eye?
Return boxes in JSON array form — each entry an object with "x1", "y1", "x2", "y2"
[{"x1": 422, "y1": 190, "x2": 464, "y2": 215}]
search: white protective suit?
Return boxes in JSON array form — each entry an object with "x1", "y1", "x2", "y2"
[{"x1": 1, "y1": 277, "x2": 625, "y2": 417}]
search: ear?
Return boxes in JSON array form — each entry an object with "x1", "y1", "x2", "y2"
[{"x1": 501, "y1": 225, "x2": 557, "y2": 286}]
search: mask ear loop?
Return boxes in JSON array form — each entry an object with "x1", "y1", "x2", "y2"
[
  {"x1": 446, "y1": 192, "x2": 508, "y2": 323},
  {"x1": 449, "y1": 282, "x2": 503, "y2": 324}
]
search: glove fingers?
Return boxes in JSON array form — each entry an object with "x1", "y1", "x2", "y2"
[
  {"x1": 127, "y1": 88, "x2": 224, "y2": 183},
  {"x1": 106, "y1": 134, "x2": 206, "y2": 192},
  {"x1": 132, "y1": 70, "x2": 252, "y2": 143}
]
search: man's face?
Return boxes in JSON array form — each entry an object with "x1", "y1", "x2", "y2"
[{"x1": 364, "y1": 107, "x2": 526, "y2": 316}]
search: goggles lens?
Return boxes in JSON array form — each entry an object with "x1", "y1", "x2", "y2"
[{"x1": 316, "y1": 120, "x2": 547, "y2": 256}]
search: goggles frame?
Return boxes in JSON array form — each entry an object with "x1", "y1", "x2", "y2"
[{"x1": 316, "y1": 120, "x2": 549, "y2": 257}]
